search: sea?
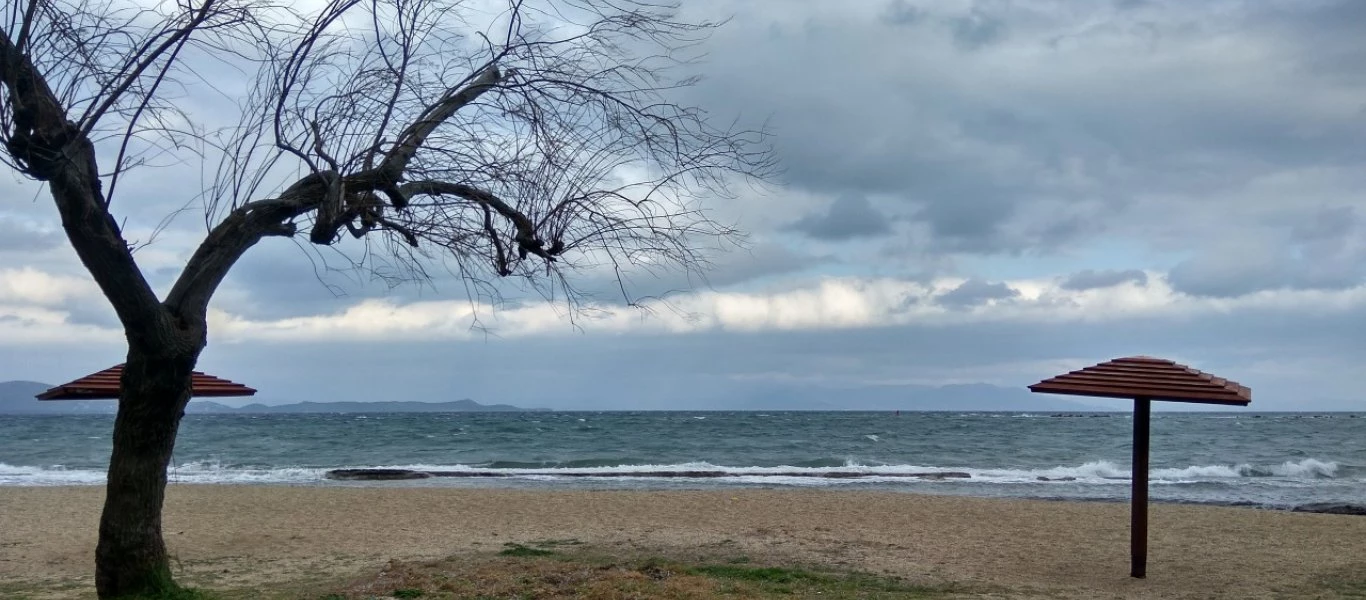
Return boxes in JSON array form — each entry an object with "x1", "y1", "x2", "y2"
[{"x1": 1, "y1": 411, "x2": 1363, "y2": 510}]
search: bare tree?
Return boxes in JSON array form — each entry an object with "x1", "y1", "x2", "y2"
[{"x1": 0, "y1": 0, "x2": 772, "y2": 596}]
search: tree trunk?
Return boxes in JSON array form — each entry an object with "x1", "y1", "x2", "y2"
[{"x1": 95, "y1": 345, "x2": 201, "y2": 598}]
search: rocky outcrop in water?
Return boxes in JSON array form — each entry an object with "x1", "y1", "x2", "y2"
[
  {"x1": 1291, "y1": 503, "x2": 1366, "y2": 516},
  {"x1": 326, "y1": 468, "x2": 432, "y2": 480},
  {"x1": 323, "y1": 468, "x2": 971, "y2": 481}
]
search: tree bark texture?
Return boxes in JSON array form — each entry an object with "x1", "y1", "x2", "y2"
[{"x1": 95, "y1": 342, "x2": 203, "y2": 598}]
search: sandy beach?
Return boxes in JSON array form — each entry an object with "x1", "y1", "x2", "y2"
[{"x1": 2, "y1": 485, "x2": 1364, "y2": 599}]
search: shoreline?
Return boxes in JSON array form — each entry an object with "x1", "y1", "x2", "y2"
[
  {"x1": 3, "y1": 485, "x2": 1365, "y2": 599},
  {"x1": 3, "y1": 478, "x2": 1362, "y2": 515}
]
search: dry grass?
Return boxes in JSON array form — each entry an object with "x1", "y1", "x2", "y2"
[{"x1": 307, "y1": 542, "x2": 978, "y2": 600}]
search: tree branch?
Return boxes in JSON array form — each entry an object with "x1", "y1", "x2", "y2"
[
  {"x1": 375, "y1": 62, "x2": 504, "y2": 190},
  {"x1": 77, "y1": 0, "x2": 220, "y2": 137},
  {"x1": 163, "y1": 196, "x2": 306, "y2": 319},
  {"x1": 0, "y1": 27, "x2": 164, "y2": 332},
  {"x1": 399, "y1": 179, "x2": 561, "y2": 263}
]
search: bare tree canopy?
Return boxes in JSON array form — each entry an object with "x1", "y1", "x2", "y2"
[
  {"x1": 0, "y1": 0, "x2": 771, "y2": 596},
  {"x1": 3, "y1": 0, "x2": 772, "y2": 318}
]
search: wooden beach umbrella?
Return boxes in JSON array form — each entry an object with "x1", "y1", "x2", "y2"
[
  {"x1": 36, "y1": 364, "x2": 257, "y2": 400},
  {"x1": 1028, "y1": 356, "x2": 1250, "y2": 579}
]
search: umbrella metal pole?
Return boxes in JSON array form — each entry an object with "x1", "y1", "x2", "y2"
[{"x1": 1131, "y1": 397, "x2": 1150, "y2": 579}]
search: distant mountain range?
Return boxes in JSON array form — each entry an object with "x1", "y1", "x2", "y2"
[
  {"x1": 685, "y1": 382, "x2": 1113, "y2": 412},
  {"x1": 0, "y1": 381, "x2": 539, "y2": 415},
  {"x1": 195, "y1": 399, "x2": 542, "y2": 414}
]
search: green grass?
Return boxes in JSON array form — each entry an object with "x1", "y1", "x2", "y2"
[
  {"x1": 1321, "y1": 576, "x2": 1366, "y2": 598},
  {"x1": 496, "y1": 542, "x2": 556, "y2": 557},
  {"x1": 689, "y1": 564, "x2": 827, "y2": 583},
  {"x1": 681, "y1": 561, "x2": 964, "y2": 597}
]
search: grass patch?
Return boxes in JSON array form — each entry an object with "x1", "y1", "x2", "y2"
[
  {"x1": 312, "y1": 546, "x2": 973, "y2": 599},
  {"x1": 1, "y1": 545, "x2": 975, "y2": 599},
  {"x1": 497, "y1": 542, "x2": 556, "y2": 557},
  {"x1": 114, "y1": 587, "x2": 222, "y2": 600},
  {"x1": 1311, "y1": 564, "x2": 1366, "y2": 599},
  {"x1": 690, "y1": 564, "x2": 826, "y2": 584},
  {"x1": 1320, "y1": 576, "x2": 1366, "y2": 598}
]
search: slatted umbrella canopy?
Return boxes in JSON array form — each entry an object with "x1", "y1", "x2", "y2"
[
  {"x1": 1030, "y1": 356, "x2": 1250, "y2": 579},
  {"x1": 36, "y1": 364, "x2": 257, "y2": 400}
]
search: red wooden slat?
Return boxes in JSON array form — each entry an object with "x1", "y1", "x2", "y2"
[
  {"x1": 1029, "y1": 356, "x2": 1250, "y2": 406},
  {"x1": 36, "y1": 364, "x2": 257, "y2": 400},
  {"x1": 1048, "y1": 372, "x2": 1237, "y2": 391}
]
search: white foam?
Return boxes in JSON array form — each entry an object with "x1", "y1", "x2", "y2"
[
  {"x1": 1251, "y1": 459, "x2": 1338, "y2": 478},
  {"x1": 167, "y1": 461, "x2": 329, "y2": 484},
  {"x1": 0, "y1": 458, "x2": 1346, "y2": 487},
  {"x1": 0, "y1": 462, "x2": 106, "y2": 486},
  {"x1": 1153, "y1": 464, "x2": 1245, "y2": 479}
]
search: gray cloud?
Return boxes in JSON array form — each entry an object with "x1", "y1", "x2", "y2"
[
  {"x1": 1061, "y1": 269, "x2": 1148, "y2": 291},
  {"x1": 209, "y1": 235, "x2": 831, "y2": 321},
  {"x1": 1166, "y1": 250, "x2": 1287, "y2": 299},
  {"x1": 938, "y1": 279, "x2": 1018, "y2": 308},
  {"x1": 951, "y1": 8, "x2": 1008, "y2": 51},
  {"x1": 915, "y1": 193, "x2": 1015, "y2": 252},
  {"x1": 1167, "y1": 255, "x2": 1362, "y2": 299},
  {"x1": 0, "y1": 216, "x2": 60, "y2": 251},
  {"x1": 880, "y1": 0, "x2": 922, "y2": 26},
  {"x1": 63, "y1": 302, "x2": 121, "y2": 329},
  {"x1": 787, "y1": 194, "x2": 893, "y2": 241},
  {"x1": 3, "y1": 0, "x2": 1365, "y2": 414},
  {"x1": 677, "y1": 0, "x2": 1366, "y2": 258},
  {"x1": 590, "y1": 241, "x2": 830, "y2": 303},
  {"x1": 1168, "y1": 206, "x2": 1365, "y2": 298},
  {"x1": 1291, "y1": 205, "x2": 1356, "y2": 243},
  {"x1": 879, "y1": 1, "x2": 1008, "y2": 50},
  {"x1": 669, "y1": 242, "x2": 827, "y2": 289}
]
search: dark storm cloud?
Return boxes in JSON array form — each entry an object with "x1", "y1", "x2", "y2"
[
  {"x1": 674, "y1": 0, "x2": 1366, "y2": 257},
  {"x1": 1061, "y1": 269, "x2": 1148, "y2": 291},
  {"x1": 937, "y1": 279, "x2": 1018, "y2": 308},
  {"x1": 786, "y1": 194, "x2": 893, "y2": 241}
]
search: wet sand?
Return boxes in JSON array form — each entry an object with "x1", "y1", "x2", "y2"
[{"x1": 2, "y1": 485, "x2": 1364, "y2": 599}]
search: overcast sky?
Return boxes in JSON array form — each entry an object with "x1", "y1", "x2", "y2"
[{"x1": 2, "y1": 0, "x2": 1364, "y2": 410}]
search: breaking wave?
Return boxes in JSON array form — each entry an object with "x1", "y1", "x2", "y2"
[{"x1": 1, "y1": 458, "x2": 1346, "y2": 487}]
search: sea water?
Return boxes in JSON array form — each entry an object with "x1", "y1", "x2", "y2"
[{"x1": 1, "y1": 411, "x2": 1362, "y2": 509}]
